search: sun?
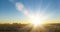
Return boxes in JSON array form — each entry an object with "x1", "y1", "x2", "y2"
[
  {"x1": 31, "y1": 16, "x2": 42, "y2": 26},
  {"x1": 28, "y1": 14, "x2": 42, "y2": 26}
]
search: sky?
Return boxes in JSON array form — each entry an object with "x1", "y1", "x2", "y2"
[{"x1": 0, "y1": 0, "x2": 60, "y2": 23}]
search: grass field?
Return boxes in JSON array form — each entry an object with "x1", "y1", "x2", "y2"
[{"x1": 0, "y1": 23, "x2": 60, "y2": 32}]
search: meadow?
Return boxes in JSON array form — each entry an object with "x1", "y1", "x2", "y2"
[{"x1": 0, "y1": 23, "x2": 60, "y2": 32}]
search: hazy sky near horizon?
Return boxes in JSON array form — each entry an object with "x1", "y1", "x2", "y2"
[{"x1": 0, "y1": 0, "x2": 60, "y2": 21}]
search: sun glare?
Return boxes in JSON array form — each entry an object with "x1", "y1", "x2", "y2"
[
  {"x1": 32, "y1": 18, "x2": 41, "y2": 26},
  {"x1": 28, "y1": 14, "x2": 42, "y2": 26}
]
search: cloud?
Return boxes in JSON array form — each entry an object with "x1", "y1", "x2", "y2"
[{"x1": 16, "y1": 2, "x2": 24, "y2": 11}]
